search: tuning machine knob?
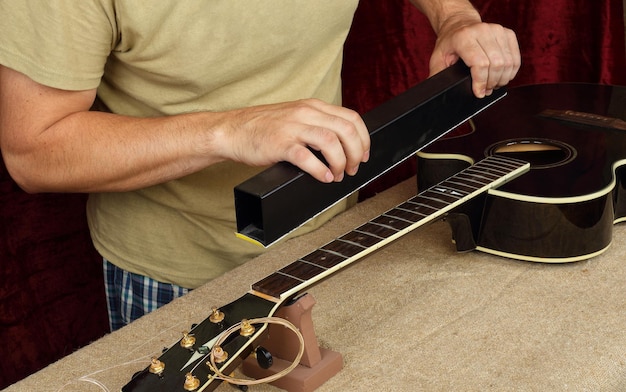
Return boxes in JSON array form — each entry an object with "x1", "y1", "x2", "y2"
[
  {"x1": 180, "y1": 331, "x2": 196, "y2": 350},
  {"x1": 239, "y1": 319, "x2": 255, "y2": 337},
  {"x1": 183, "y1": 372, "x2": 200, "y2": 391},
  {"x1": 255, "y1": 346, "x2": 273, "y2": 369},
  {"x1": 148, "y1": 357, "x2": 165, "y2": 375},
  {"x1": 211, "y1": 345, "x2": 229, "y2": 364},
  {"x1": 209, "y1": 307, "x2": 225, "y2": 323}
]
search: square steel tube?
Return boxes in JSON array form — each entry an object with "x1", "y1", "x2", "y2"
[{"x1": 234, "y1": 62, "x2": 506, "y2": 247}]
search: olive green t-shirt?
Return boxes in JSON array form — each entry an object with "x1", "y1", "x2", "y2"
[{"x1": 0, "y1": 1, "x2": 360, "y2": 288}]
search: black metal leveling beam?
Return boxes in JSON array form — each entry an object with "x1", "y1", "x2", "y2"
[{"x1": 233, "y1": 62, "x2": 506, "y2": 247}]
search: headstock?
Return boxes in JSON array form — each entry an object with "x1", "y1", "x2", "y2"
[{"x1": 122, "y1": 293, "x2": 279, "y2": 392}]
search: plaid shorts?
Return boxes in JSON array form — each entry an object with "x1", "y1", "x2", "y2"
[{"x1": 103, "y1": 259, "x2": 190, "y2": 331}]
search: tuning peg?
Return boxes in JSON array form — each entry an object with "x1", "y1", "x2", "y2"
[
  {"x1": 209, "y1": 307, "x2": 225, "y2": 323},
  {"x1": 180, "y1": 331, "x2": 196, "y2": 350},
  {"x1": 255, "y1": 346, "x2": 273, "y2": 369},
  {"x1": 211, "y1": 345, "x2": 229, "y2": 364},
  {"x1": 148, "y1": 357, "x2": 165, "y2": 375},
  {"x1": 239, "y1": 319, "x2": 255, "y2": 337},
  {"x1": 183, "y1": 372, "x2": 200, "y2": 391}
]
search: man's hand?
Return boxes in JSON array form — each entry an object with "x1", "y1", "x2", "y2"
[
  {"x1": 430, "y1": 19, "x2": 521, "y2": 98},
  {"x1": 213, "y1": 99, "x2": 370, "y2": 184},
  {"x1": 410, "y1": 0, "x2": 521, "y2": 98}
]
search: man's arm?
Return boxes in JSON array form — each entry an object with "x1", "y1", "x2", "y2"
[
  {"x1": 410, "y1": 0, "x2": 521, "y2": 98},
  {"x1": 0, "y1": 65, "x2": 370, "y2": 193}
]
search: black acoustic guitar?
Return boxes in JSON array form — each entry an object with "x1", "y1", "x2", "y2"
[
  {"x1": 122, "y1": 154, "x2": 528, "y2": 391},
  {"x1": 417, "y1": 83, "x2": 626, "y2": 263}
]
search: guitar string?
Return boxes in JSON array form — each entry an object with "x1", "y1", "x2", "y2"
[
  {"x1": 206, "y1": 316, "x2": 305, "y2": 386},
  {"x1": 53, "y1": 319, "x2": 189, "y2": 392}
]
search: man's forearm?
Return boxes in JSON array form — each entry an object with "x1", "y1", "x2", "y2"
[
  {"x1": 3, "y1": 109, "x2": 224, "y2": 194},
  {"x1": 409, "y1": 0, "x2": 481, "y2": 36},
  {"x1": 1, "y1": 65, "x2": 370, "y2": 194}
]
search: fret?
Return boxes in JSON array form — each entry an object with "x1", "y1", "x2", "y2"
[
  {"x1": 396, "y1": 187, "x2": 463, "y2": 221},
  {"x1": 462, "y1": 166, "x2": 496, "y2": 178},
  {"x1": 354, "y1": 228, "x2": 384, "y2": 240},
  {"x1": 465, "y1": 170, "x2": 508, "y2": 184},
  {"x1": 339, "y1": 230, "x2": 383, "y2": 248},
  {"x1": 249, "y1": 156, "x2": 530, "y2": 301},
  {"x1": 479, "y1": 163, "x2": 510, "y2": 174},
  {"x1": 434, "y1": 181, "x2": 472, "y2": 196},
  {"x1": 453, "y1": 172, "x2": 492, "y2": 188},
  {"x1": 279, "y1": 260, "x2": 326, "y2": 281},
  {"x1": 471, "y1": 162, "x2": 502, "y2": 172},
  {"x1": 252, "y1": 273, "x2": 302, "y2": 297},
  {"x1": 301, "y1": 249, "x2": 347, "y2": 268},
  {"x1": 439, "y1": 179, "x2": 479, "y2": 194},
  {"x1": 468, "y1": 162, "x2": 515, "y2": 178},
  {"x1": 418, "y1": 189, "x2": 461, "y2": 205},
  {"x1": 407, "y1": 195, "x2": 450, "y2": 209},
  {"x1": 483, "y1": 155, "x2": 522, "y2": 170},
  {"x1": 371, "y1": 215, "x2": 414, "y2": 231},
  {"x1": 397, "y1": 200, "x2": 439, "y2": 216},
  {"x1": 430, "y1": 184, "x2": 469, "y2": 196},
  {"x1": 385, "y1": 207, "x2": 425, "y2": 223},
  {"x1": 355, "y1": 222, "x2": 399, "y2": 239},
  {"x1": 464, "y1": 169, "x2": 500, "y2": 182},
  {"x1": 322, "y1": 239, "x2": 367, "y2": 258}
]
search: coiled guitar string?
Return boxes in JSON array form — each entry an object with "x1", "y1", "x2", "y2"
[{"x1": 206, "y1": 316, "x2": 305, "y2": 386}]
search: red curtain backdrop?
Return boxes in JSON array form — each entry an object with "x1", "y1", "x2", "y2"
[
  {"x1": 1, "y1": 0, "x2": 625, "y2": 388},
  {"x1": 344, "y1": 0, "x2": 626, "y2": 199},
  {"x1": 344, "y1": 0, "x2": 626, "y2": 114}
]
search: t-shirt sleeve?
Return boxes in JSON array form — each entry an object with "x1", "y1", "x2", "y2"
[{"x1": 0, "y1": 0, "x2": 117, "y2": 91}]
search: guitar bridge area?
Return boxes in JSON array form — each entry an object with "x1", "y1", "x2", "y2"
[{"x1": 540, "y1": 108, "x2": 626, "y2": 131}]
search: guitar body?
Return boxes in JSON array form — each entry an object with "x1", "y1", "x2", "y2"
[{"x1": 418, "y1": 83, "x2": 626, "y2": 262}]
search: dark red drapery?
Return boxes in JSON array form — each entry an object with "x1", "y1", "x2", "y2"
[
  {"x1": 343, "y1": 0, "x2": 626, "y2": 199},
  {"x1": 344, "y1": 0, "x2": 626, "y2": 114}
]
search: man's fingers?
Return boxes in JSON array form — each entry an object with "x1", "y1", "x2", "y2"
[
  {"x1": 284, "y1": 143, "x2": 337, "y2": 183},
  {"x1": 226, "y1": 99, "x2": 371, "y2": 183},
  {"x1": 430, "y1": 22, "x2": 521, "y2": 99},
  {"x1": 307, "y1": 99, "x2": 370, "y2": 165}
]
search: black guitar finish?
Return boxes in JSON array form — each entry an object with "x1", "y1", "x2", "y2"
[
  {"x1": 418, "y1": 83, "x2": 626, "y2": 262},
  {"x1": 122, "y1": 294, "x2": 276, "y2": 392}
]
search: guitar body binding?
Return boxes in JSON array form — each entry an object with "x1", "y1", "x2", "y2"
[{"x1": 418, "y1": 83, "x2": 626, "y2": 263}]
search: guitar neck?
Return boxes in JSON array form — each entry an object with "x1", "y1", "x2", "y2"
[
  {"x1": 250, "y1": 155, "x2": 530, "y2": 300},
  {"x1": 121, "y1": 155, "x2": 530, "y2": 392}
]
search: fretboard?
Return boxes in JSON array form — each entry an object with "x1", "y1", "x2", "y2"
[{"x1": 251, "y1": 155, "x2": 530, "y2": 300}]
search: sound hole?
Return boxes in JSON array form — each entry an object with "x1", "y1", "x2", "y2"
[{"x1": 486, "y1": 139, "x2": 576, "y2": 169}]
